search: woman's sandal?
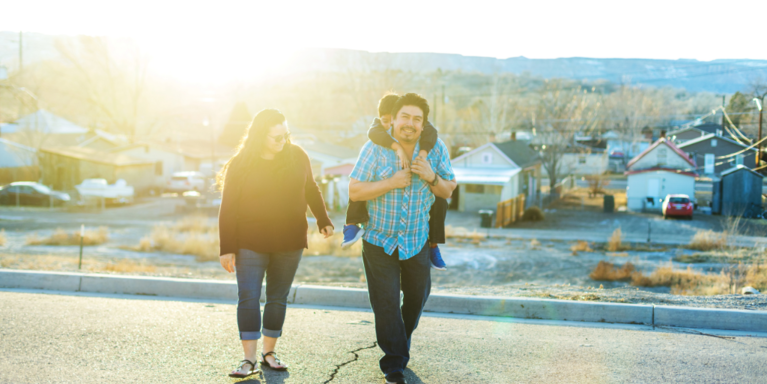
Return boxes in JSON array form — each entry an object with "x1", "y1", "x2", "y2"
[
  {"x1": 260, "y1": 351, "x2": 289, "y2": 371},
  {"x1": 228, "y1": 359, "x2": 260, "y2": 378}
]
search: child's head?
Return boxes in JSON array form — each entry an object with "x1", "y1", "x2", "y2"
[{"x1": 378, "y1": 94, "x2": 400, "y2": 128}]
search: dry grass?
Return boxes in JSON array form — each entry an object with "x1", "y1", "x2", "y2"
[
  {"x1": 570, "y1": 240, "x2": 593, "y2": 253},
  {"x1": 606, "y1": 228, "x2": 627, "y2": 252},
  {"x1": 445, "y1": 225, "x2": 486, "y2": 245},
  {"x1": 589, "y1": 261, "x2": 636, "y2": 281},
  {"x1": 0, "y1": 230, "x2": 6, "y2": 247},
  {"x1": 687, "y1": 230, "x2": 727, "y2": 251},
  {"x1": 530, "y1": 238, "x2": 541, "y2": 250},
  {"x1": 521, "y1": 206, "x2": 545, "y2": 222},
  {"x1": 629, "y1": 262, "x2": 767, "y2": 295},
  {"x1": 172, "y1": 215, "x2": 216, "y2": 233},
  {"x1": 26, "y1": 227, "x2": 109, "y2": 246},
  {"x1": 125, "y1": 223, "x2": 220, "y2": 262},
  {"x1": 102, "y1": 259, "x2": 157, "y2": 273}
]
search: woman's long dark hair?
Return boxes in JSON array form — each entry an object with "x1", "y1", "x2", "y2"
[{"x1": 217, "y1": 108, "x2": 292, "y2": 190}]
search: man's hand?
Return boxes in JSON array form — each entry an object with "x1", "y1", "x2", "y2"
[
  {"x1": 411, "y1": 157, "x2": 436, "y2": 183},
  {"x1": 388, "y1": 169, "x2": 412, "y2": 189},
  {"x1": 220, "y1": 253, "x2": 235, "y2": 273}
]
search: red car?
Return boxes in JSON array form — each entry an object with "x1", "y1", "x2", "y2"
[{"x1": 662, "y1": 194, "x2": 694, "y2": 220}]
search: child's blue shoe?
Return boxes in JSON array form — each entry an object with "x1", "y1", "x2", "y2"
[
  {"x1": 341, "y1": 225, "x2": 365, "y2": 249},
  {"x1": 430, "y1": 246, "x2": 446, "y2": 270}
]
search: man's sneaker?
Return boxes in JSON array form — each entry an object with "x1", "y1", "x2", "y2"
[
  {"x1": 341, "y1": 225, "x2": 365, "y2": 249},
  {"x1": 430, "y1": 246, "x2": 446, "y2": 270}
]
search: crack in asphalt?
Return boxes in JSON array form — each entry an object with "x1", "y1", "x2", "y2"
[{"x1": 323, "y1": 341, "x2": 378, "y2": 383}]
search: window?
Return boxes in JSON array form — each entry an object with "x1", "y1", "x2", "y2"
[
  {"x1": 711, "y1": 139, "x2": 717, "y2": 147},
  {"x1": 465, "y1": 184, "x2": 484, "y2": 193},
  {"x1": 481, "y1": 152, "x2": 493, "y2": 164},
  {"x1": 155, "y1": 161, "x2": 163, "y2": 176},
  {"x1": 578, "y1": 156, "x2": 586, "y2": 164},
  {"x1": 736, "y1": 155, "x2": 744, "y2": 166}
]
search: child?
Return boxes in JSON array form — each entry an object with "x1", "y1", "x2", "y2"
[{"x1": 341, "y1": 94, "x2": 448, "y2": 270}]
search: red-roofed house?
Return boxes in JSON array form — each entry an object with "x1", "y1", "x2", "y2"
[{"x1": 625, "y1": 138, "x2": 698, "y2": 212}]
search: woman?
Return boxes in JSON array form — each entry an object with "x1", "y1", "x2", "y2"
[{"x1": 217, "y1": 108, "x2": 334, "y2": 378}]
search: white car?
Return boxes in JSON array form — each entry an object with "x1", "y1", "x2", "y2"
[
  {"x1": 166, "y1": 172, "x2": 206, "y2": 193},
  {"x1": 75, "y1": 179, "x2": 134, "y2": 204}
]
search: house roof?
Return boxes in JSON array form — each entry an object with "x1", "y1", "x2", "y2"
[
  {"x1": 40, "y1": 146, "x2": 155, "y2": 167},
  {"x1": 0, "y1": 110, "x2": 89, "y2": 134},
  {"x1": 295, "y1": 140, "x2": 359, "y2": 160},
  {"x1": 0, "y1": 138, "x2": 36, "y2": 168},
  {"x1": 453, "y1": 166, "x2": 521, "y2": 185},
  {"x1": 491, "y1": 140, "x2": 540, "y2": 168},
  {"x1": 626, "y1": 137, "x2": 696, "y2": 169},
  {"x1": 668, "y1": 123, "x2": 744, "y2": 142},
  {"x1": 625, "y1": 167, "x2": 698, "y2": 177},
  {"x1": 676, "y1": 133, "x2": 757, "y2": 151},
  {"x1": 721, "y1": 164, "x2": 764, "y2": 178}
]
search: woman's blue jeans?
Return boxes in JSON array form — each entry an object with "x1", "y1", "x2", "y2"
[{"x1": 235, "y1": 248, "x2": 303, "y2": 340}]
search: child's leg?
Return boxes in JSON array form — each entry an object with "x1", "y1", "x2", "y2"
[
  {"x1": 428, "y1": 197, "x2": 449, "y2": 244},
  {"x1": 345, "y1": 200, "x2": 370, "y2": 225}
]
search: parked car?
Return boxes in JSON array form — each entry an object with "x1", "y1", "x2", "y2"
[
  {"x1": 662, "y1": 194, "x2": 693, "y2": 220},
  {"x1": 166, "y1": 172, "x2": 206, "y2": 193},
  {"x1": 75, "y1": 178, "x2": 134, "y2": 205},
  {"x1": 0, "y1": 181, "x2": 71, "y2": 206}
]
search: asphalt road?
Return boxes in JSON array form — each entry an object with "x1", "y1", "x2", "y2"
[{"x1": 1, "y1": 290, "x2": 766, "y2": 384}]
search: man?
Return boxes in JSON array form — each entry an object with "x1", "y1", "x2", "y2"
[{"x1": 349, "y1": 93, "x2": 456, "y2": 384}]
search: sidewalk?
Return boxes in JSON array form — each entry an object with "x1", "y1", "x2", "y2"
[{"x1": 1, "y1": 290, "x2": 765, "y2": 384}]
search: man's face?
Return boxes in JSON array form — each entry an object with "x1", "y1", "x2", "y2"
[
  {"x1": 392, "y1": 105, "x2": 424, "y2": 144},
  {"x1": 380, "y1": 114, "x2": 392, "y2": 129}
]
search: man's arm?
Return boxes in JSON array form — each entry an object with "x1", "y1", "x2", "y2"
[
  {"x1": 429, "y1": 176, "x2": 456, "y2": 199},
  {"x1": 410, "y1": 139, "x2": 457, "y2": 199},
  {"x1": 349, "y1": 171, "x2": 410, "y2": 201}
]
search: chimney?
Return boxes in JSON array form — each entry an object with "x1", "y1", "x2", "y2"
[
  {"x1": 660, "y1": 130, "x2": 666, "y2": 138},
  {"x1": 511, "y1": 132, "x2": 516, "y2": 141},
  {"x1": 489, "y1": 132, "x2": 496, "y2": 143}
]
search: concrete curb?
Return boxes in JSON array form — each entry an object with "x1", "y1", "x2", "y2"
[{"x1": 1, "y1": 269, "x2": 765, "y2": 332}]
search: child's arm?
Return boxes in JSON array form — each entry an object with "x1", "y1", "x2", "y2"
[
  {"x1": 368, "y1": 117, "x2": 410, "y2": 169},
  {"x1": 417, "y1": 120, "x2": 439, "y2": 159}
]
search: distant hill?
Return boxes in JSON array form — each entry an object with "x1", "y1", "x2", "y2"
[{"x1": 2, "y1": 32, "x2": 766, "y2": 94}]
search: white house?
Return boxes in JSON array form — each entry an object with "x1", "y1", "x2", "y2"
[
  {"x1": 625, "y1": 137, "x2": 697, "y2": 211},
  {"x1": 450, "y1": 139, "x2": 541, "y2": 213},
  {"x1": 109, "y1": 143, "x2": 189, "y2": 190}
]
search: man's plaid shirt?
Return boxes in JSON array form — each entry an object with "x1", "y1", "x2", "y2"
[{"x1": 350, "y1": 138, "x2": 455, "y2": 260}]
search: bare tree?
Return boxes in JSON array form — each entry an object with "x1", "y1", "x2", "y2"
[
  {"x1": 54, "y1": 36, "x2": 152, "y2": 142},
  {"x1": 533, "y1": 79, "x2": 600, "y2": 189}
]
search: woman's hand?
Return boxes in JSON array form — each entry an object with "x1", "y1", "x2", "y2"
[
  {"x1": 220, "y1": 253, "x2": 235, "y2": 273},
  {"x1": 320, "y1": 226, "x2": 334, "y2": 238}
]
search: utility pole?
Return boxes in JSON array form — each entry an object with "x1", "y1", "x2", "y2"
[
  {"x1": 18, "y1": 31, "x2": 23, "y2": 73},
  {"x1": 721, "y1": 95, "x2": 726, "y2": 132},
  {"x1": 433, "y1": 93, "x2": 438, "y2": 127},
  {"x1": 754, "y1": 97, "x2": 764, "y2": 166}
]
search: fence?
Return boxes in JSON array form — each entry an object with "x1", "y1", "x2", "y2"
[{"x1": 495, "y1": 193, "x2": 526, "y2": 228}]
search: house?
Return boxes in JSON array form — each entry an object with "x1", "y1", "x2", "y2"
[
  {"x1": 39, "y1": 146, "x2": 156, "y2": 194},
  {"x1": 450, "y1": 139, "x2": 541, "y2": 212},
  {"x1": 625, "y1": 137, "x2": 697, "y2": 211},
  {"x1": 543, "y1": 142, "x2": 609, "y2": 177},
  {"x1": 292, "y1": 134, "x2": 360, "y2": 210},
  {"x1": 602, "y1": 130, "x2": 652, "y2": 159},
  {"x1": 676, "y1": 133, "x2": 758, "y2": 176},
  {"x1": 109, "y1": 143, "x2": 189, "y2": 190},
  {"x1": 1, "y1": 110, "x2": 128, "y2": 151},
  {"x1": 0, "y1": 138, "x2": 38, "y2": 184},
  {"x1": 713, "y1": 166, "x2": 764, "y2": 216},
  {"x1": 668, "y1": 123, "x2": 743, "y2": 145}
]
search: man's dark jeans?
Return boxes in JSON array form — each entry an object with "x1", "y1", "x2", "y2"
[{"x1": 362, "y1": 240, "x2": 431, "y2": 379}]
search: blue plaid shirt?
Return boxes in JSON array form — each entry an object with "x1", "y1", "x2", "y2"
[{"x1": 350, "y1": 138, "x2": 455, "y2": 260}]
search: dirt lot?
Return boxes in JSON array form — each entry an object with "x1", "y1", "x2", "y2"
[{"x1": 1, "y1": 195, "x2": 766, "y2": 311}]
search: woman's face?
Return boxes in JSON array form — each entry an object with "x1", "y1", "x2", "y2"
[{"x1": 263, "y1": 124, "x2": 289, "y2": 155}]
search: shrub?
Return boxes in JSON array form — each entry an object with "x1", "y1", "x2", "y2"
[
  {"x1": 0, "y1": 229, "x2": 6, "y2": 246},
  {"x1": 688, "y1": 230, "x2": 727, "y2": 251},
  {"x1": 521, "y1": 206, "x2": 545, "y2": 222},
  {"x1": 607, "y1": 228, "x2": 624, "y2": 252},
  {"x1": 589, "y1": 260, "x2": 636, "y2": 281},
  {"x1": 530, "y1": 238, "x2": 541, "y2": 249},
  {"x1": 570, "y1": 240, "x2": 593, "y2": 253},
  {"x1": 26, "y1": 227, "x2": 109, "y2": 246},
  {"x1": 102, "y1": 259, "x2": 157, "y2": 273}
]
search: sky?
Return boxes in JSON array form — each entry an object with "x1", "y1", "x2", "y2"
[{"x1": 4, "y1": 0, "x2": 767, "y2": 82}]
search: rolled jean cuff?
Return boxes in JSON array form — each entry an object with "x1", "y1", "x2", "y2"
[
  {"x1": 240, "y1": 331, "x2": 261, "y2": 340},
  {"x1": 262, "y1": 328, "x2": 282, "y2": 338}
]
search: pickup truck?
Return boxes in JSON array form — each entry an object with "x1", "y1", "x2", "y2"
[{"x1": 75, "y1": 179, "x2": 134, "y2": 205}]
